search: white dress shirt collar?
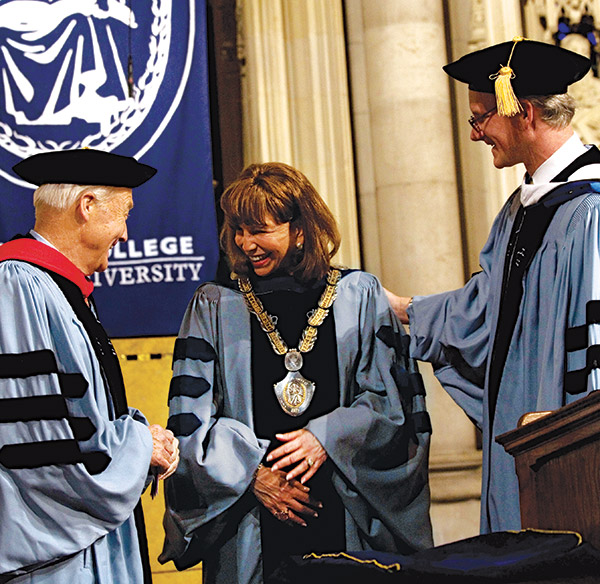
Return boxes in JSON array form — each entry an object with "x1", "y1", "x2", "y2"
[{"x1": 520, "y1": 134, "x2": 594, "y2": 207}]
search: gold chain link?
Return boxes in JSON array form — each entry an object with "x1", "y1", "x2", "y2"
[{"x1": 237, "y1": 269, "x2": 341, "y2": 356}]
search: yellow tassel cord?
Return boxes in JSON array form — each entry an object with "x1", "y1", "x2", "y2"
[{"x1": 489, "y1": 37, "x2": 526, "y2": 117}]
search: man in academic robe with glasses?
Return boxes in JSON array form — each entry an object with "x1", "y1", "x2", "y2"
[{"x1": 387, "y1": 38, "x2": 600, "y2": 534}]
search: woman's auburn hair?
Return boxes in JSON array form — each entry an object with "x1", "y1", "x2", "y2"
[{"x1": 219, "y1": 162, "x2": 341, "y2": 282}]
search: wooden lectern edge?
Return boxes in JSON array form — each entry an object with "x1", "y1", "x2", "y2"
[{"x1": 495, "y1": 390, "x2": 600, "y2": 457}]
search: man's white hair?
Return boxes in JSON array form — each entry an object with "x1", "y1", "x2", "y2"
[
  {"x1": 33, "y1": 184, "x2": 128, "y2": 211},
  {"x1": 524, "y1": 93, "x2": 577, "y2": 129}
]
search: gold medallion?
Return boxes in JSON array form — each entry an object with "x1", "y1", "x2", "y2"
[
  {"x1": 274, "y1": 371, "x2": 315, "y2": 416},
  {"x1": 237, "y1": 269, "x2": 340, "y2": 416}
]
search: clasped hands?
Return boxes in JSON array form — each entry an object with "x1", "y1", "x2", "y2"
[
  {"x1": 149, "y1": 424, "x2": 179, "y2": 480},
  {"x1": 252, "y1": 429, "x2": 327, "y2": 527}
]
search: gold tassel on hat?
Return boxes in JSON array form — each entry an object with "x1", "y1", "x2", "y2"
[{"x1": 489, "y1": 37, "x2": 526, "y2": 117}]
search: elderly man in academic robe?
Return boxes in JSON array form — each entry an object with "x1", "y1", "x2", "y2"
[
  {"x1": 387, "y1": 38, "x2": 600, "y2": 535},
  {"x1": 0, "y1": 149, "x2": 179, "y2": 583}
]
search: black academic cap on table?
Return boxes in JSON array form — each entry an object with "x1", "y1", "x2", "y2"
[
  {"x1": 444, "y1": 37, "x2": 591, "y2": 116},
  {"x1": 12, "y1": 149, "x2": 157, "y2": 187}
]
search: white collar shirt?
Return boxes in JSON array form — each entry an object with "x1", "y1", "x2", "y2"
[{"x1": 520, "y1": 133, "x2": 600, "y2": 207}]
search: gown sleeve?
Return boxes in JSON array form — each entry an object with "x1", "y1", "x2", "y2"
[
  {"x1": 306, "y1": 272, "x2": 433, "y2": 553},
  {"x1": 160, "y1": 284, "x2": 269, "y2": 568},
  {"x1": 0, "y1": 262, "x2": 153, "y2": 577},
  {"x1": 405, "y1": 205, "x2": 513, "y2": 428},
  {"x1": 408, "y1": 278, "x2": 487, "y2": 428},
  {"x1": 562, "y1": 195, "x2": 600, "y2": 397}
]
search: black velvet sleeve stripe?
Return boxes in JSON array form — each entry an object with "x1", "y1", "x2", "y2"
[
  {"x1": 0, "y1": 396, "x2": 97, "y2": 440},
  {"x1": 0, "y1": 349, "x2": 57, "y2": 379},
  {"x1": 565, "y1": 368, "x2": 588, "y2": 395},
  {"x1": 564, "y1": 345, "x2": 600, "y2": 394},
  {"x1": 566, "y1": 325, "x2": 588, "y2": 352},
  {"x1": 390, "y1": 363, "x2": 409, "y2": 394},
  {"x1": 409, "y1": 372, "x2": 426, "y2": 396},
  {"x1": 587, "y1": 300, "x2": 600, "y2": 324},
  {"x1": 0, "y1": 440, "x2": 110, "y2": 474},
  {"x1": 441, "y1": 343, "x2": 486, "y2": 387},
  {"x1": 0, "y1": 395, "x2": 68, "y2": 422},
  {"x1": 82, "y1": 451, "x2": 112, "y2": 475},
  {"x1": 390, "y1": 365, "x2": 427, "y2": 398},
  {"x1": 411, "y1": 411, "x2": 432, "y2": 435},
  {"x1": 68, "y1": 417, "x2": 97, "y2": 441},
  {"x1": 587, "y1": 345, "x2": 600, "y2": 370},
  {"x1": 167, "y1": 413, "x2": 202, "y2": 437},
  {"x1": 566, "y1": 302, "x2": 600, "y2": 353},
  {"x1": 168, "y1": 375, "x2": 211, "y2": 402},
  {"x1": 0, "y1": 440, "x2": 82, "y2": 469},
  {"x1": 58, "y1": 373, "x2": 89, "y2": 398},
  {"x1": 376, "y1": 325, "x2": 396, "y2": 349},
  {"x1": 376, "y1": 325, "x2": 410, "y2": 357},
  {"x1": 173, "y1": 337, "x2": 217, "y2": 363},
  {"x1": 567, "y1": 301, "x2": 600, "y2": 354}
]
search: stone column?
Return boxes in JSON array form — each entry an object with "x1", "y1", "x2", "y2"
[
  {"x1": 346, "y1": 0, "x2": 465, "y2": 294},
  {"x1": 238, "y1": 0, "x2": 360, "y2": 269},
  {"x1": 345, "y1": 0, "x2": 482, "y2": 545},
  {"x1": 447, "y1": 0, "x2": 523, "y2": 275}
]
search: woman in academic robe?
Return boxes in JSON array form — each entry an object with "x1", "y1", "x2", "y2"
[{"x1": 160, "y1": 162, "x2": 433, "y2": 584}]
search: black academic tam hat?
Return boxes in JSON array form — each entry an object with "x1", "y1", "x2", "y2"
[
  {"x1": 444, "y1": 38, "x2": 591, "y2": 97},
  {"x1": 12, "y1": 149, "x2": 157, "y2": 188}
]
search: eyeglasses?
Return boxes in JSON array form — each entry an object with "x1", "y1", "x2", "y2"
[{"x1": 468, "y1": 106, "x2": 497, "y2": 133}]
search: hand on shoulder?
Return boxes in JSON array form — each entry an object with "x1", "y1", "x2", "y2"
[{"x1": 384, "y1": 288, "x2": 412, "y2": 324}]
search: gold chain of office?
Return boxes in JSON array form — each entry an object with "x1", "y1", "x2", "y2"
[{"x1": 236, "y1": 268, "x2": 341, "y2": 355}]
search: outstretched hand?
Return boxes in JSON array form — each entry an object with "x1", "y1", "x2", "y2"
[{"x1": 267, "y1": 429, "x2": 327, "y2": 484}]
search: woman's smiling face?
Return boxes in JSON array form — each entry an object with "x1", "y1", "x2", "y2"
[{"x1": 234, "y1": 213, "x2": 303, "y2": 277}]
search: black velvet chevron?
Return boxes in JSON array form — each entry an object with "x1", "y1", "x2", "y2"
[
  {"x1": 173, "y1": 337, "x2": 217, "y2": 363},
  {"x1": 168, "y1": 374, "x2": 211, "y2": 403}
]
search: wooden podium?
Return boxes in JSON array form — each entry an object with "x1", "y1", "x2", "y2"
[{"x1": 497, "y1": 390, "x2": 600, "y2": 549}]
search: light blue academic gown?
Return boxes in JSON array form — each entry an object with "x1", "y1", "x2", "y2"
[
  {"x1": 0, "y1": 258, "x2": 153, "y2": 583},
  {"x1": 160, "y1": 270, "x2": 432, "y2": 584},
  {"x1": 409, "y1": 164, "x2": 600, "y2": 533}
]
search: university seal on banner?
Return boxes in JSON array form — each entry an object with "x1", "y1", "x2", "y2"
[
  {"x1": 0, "y1": 0, "x2": 194, "y2": 186},
  {"x1": 0, "y1": 0, "x2": 219, "y2": 338}
]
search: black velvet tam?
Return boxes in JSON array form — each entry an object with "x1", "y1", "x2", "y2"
[
  {"x1": 12, "y1": 149, "x2": 157, "y2": 187},
  {"x1": 444, "y1": 39, "x2": 591, "y2": 95}
]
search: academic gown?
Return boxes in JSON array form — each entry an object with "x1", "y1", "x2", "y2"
[
  {"x1": 0, "y1": 240, "x2": 153, "y2": 583},
  {"x1": 160, "y1": 270, "x2": 433, "y2": 584},
  {"x1": 248, "y1": 274, "x2": 346, "y2": 579},
  {"x1": 408, "y1": 144, "x2": 600, "y2": 534}
]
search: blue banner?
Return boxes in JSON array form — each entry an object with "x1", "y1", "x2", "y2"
[{"x1": 0, "y1": 0, "x2": 218, "y2": 337}]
